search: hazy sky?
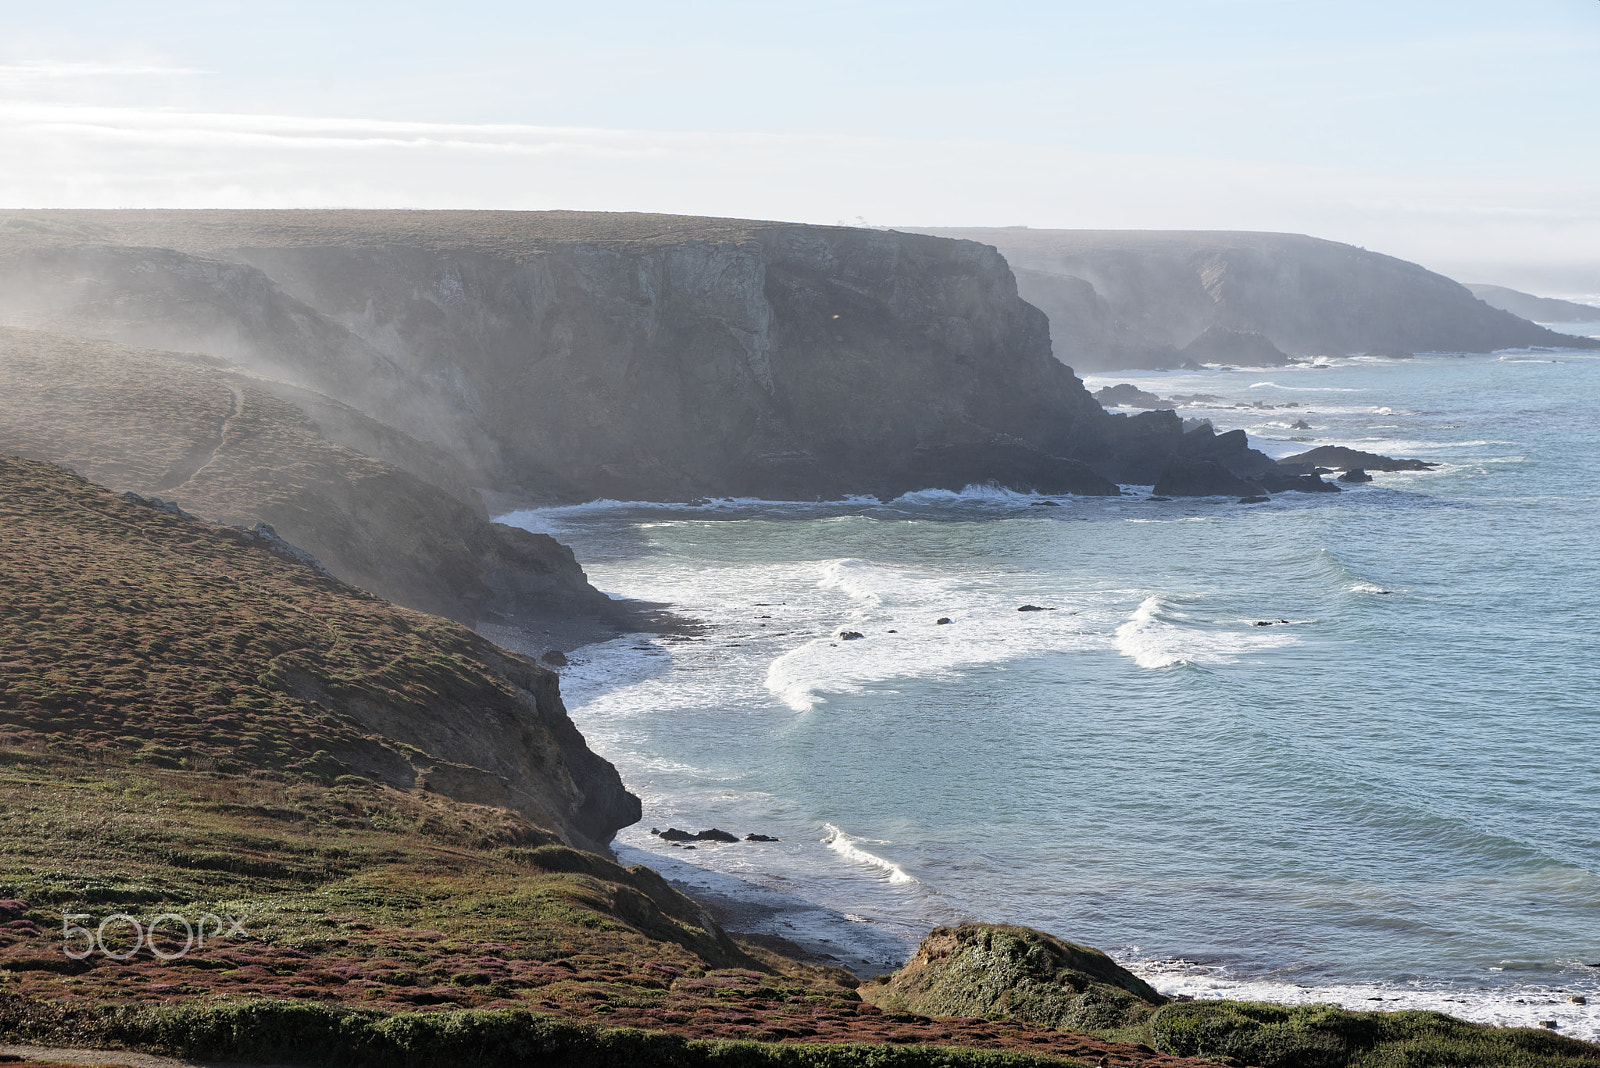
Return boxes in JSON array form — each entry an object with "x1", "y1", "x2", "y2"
[{"x1": 3, "y1": 1, "x2": 1597, "y2": 289}]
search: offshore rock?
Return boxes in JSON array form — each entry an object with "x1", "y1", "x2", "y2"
[
  {"x1": 1278, "y1": 446, "x2": 1437, "y2": 473},
  {"x1": 1179, "y1": 325, "x2": 1290, "y2": 367},
  {"x1": 1153, "y1": 458, "x2": 1262, "y2": 498},
  {"x1": 859, "y1": 924, "x2": 1166, "y2": 1033}
]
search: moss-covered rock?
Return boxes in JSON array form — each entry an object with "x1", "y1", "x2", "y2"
[{"x1": 858, "y1": 924, "x2": 1164, "y2": 1033}]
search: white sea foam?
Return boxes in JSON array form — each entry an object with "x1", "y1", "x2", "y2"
[
  {"x1": 1348, "y1": 582, "x2": 1397, "y2": 595},
  {"x1": 1113, "y1": 595, "x2": 1299, "y2": 669},
  {"x1": 824, "y1": 824, "x2": 918, "y2": 885},
  {"x1": 737, "y1": 553, "x2": 1118, "y2": 712},
  {"x1": 1248, "y1": 381, "x2": 1369, "y2": 393},
  {"x1": 1128, "y1": 958, "x2": 1600, "y2": 1043}
]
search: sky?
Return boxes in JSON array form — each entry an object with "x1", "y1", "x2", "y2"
[{"x1": 2, "y1": 0, "x2": 1597, "y2": 292}]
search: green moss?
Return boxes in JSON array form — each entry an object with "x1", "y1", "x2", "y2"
[
  {"x1": 1148, "y1": 1001, "x2": 1600, "y2": 1068},
  {"x1": 860, "y1": 925, "x2": 1163, "y2": 1035},
  {"x1": 0, "y1": 998, "x2": 1083, "y2": 1068}
]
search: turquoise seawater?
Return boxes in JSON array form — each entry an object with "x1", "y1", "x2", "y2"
[{"x1": 502, "y1": 349, "x2": 1600, "y2": 1037}]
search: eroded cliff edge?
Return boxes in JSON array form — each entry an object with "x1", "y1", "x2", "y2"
[{"x1": 0, "y1": 210, "x2": 1250, "y2": 499}]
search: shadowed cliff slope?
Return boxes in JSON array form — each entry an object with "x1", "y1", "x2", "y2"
[
  {"x1": 0, "y1": 210, "x2": 1255, "y2": 496},
  {"x1": 914, "y1": 228, "x2": 1600, "y2": 372},
  {"x1": 0, "y1": 326, "x2": 623, "y2": 642}
]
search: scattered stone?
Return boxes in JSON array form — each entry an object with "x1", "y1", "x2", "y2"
[
  {"x1": 1570, "y1": 995, "x2": 1588, "y2": 1004},
  {"x1": 1017, "y1": 605, "x2": 1051, "y2": 612},
  {"x1": 744, "y1": 833, "x2": 780, "y2": 842},
  {"x1": 541, "y1": 649, "x2": 569, "y2": 666},
  {"x1": 654, "y1": 827, "x2": 739, "y2": 843},
  {"x1": 1541, "y1": 1020, "x2": 1559, "y2": 1029},
  {"x1": 838, "y1": 630, "x2": 865, "y2": 641},
  {"x1": 936, "y1": 617, "x2": 952, "y2": 625},
  {"x1": 1290, "y1": 419, "x2": 1311, "y2": 429},
  {"x1": 1253, "y1": 619, "x2": 1291, "y2": 627}
]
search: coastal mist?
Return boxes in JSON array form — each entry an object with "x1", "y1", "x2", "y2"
[{"x1": 502, "y1": 350, "x2": 1600, "y2": 1040}]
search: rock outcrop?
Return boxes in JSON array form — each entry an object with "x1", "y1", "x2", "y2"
[
  {"x1": 0, "y1": 210, "x2": 1267, "y2": 495},
  {"x1": 914, "y1": 228, "x2": 1600, "y2": 372},
  {"x1": 1095, "y1": 383, "x2": 1167, "y2": 409},
  {"x1": 859, "y1": 924, "x2": 1166, "y2": 1033}
]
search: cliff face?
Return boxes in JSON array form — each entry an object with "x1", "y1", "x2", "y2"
[
  {"x1": 916, "y1": 228, "x2": 1600, "y2": 372},
  {"x1": 0, "y1": 210, "x2": 1228, "y2": 494}
]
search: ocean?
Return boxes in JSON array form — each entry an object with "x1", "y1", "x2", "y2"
[{"x1": 500, "y1": 343, "x2": 1600, "y2": 1041}]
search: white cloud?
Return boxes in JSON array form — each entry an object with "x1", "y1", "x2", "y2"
[
  {"x1": 0, "y1": 62, "x2": 210, "y2": 80},
  {"x1": 0, "y1": 101, "x2": 1595, "y2": 289}
]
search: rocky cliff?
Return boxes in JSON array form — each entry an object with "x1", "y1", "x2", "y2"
[
  {"x1": 915, "y1": 228, "x2": 1600, "y2": 372},
  {"x1": 0, "y1": 210, "x2": 1263, "y2": 495}
]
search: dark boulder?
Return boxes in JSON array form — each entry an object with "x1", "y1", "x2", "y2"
[
  {"x1": 744, "y1": 833, "x2": 780, "y2": 842},
  {"x1": 1257, "y1": 469, "x2": 1341, "y2": 494},
  {"x1": 652, "y1": 827, "x2": 739, "y2": 843},
  {"x1": 1017, "y1": 605, "x2": 1051, "y2": 612},
  {"x1": 1153, "y1": 458, "x2": 1262, "y2": 498},
  {"x1": 541, "y1": 649, "x2": 569, "y2": 666},
  {"x1": 838, "y1": 630, "x2": 865, "y2": 641},
  {"x1": 936, "y1": 617, "x2": 952, "y2": 625},
  {"x1": 654, "y1": 827, "x2": 697, "y2": 842},
  {"x1": 1339, "y1": 468, "x2": 1373, "y2": 483}
]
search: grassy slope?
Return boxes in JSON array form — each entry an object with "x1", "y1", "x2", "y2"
[
  {"x1": 0, "y1": 455, "x2": 1219, "y2": 1068},
  {"x1": 0, "y1": 325, "x2": 615, "y2": 632}
]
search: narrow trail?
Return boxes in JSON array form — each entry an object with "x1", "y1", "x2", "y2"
[{"x1": 156, "y1": 384, "x2": 243, "y2": 493}]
